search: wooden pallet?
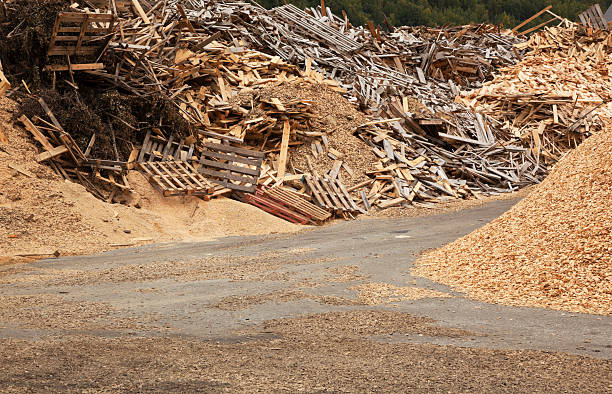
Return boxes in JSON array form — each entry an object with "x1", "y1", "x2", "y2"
[
  {"x1": 198, "y1": 142, "x2": 264, "y2": 193},
  {"x1": 48, "y1": 12, "x2": 115, "y2": 57},
  {"x1": 246, "y1": 192, "x2": 311, "y2": 225},
  {"x1": 303, "y1": 175, "x2": 364, "y2": 215},
  {"x1": 138, "y1": 130, "x2": 195, "y2": 162},
  {"x1": 262, "y1": 185, "x2": 332, "y2": 223},
  {"x1": 579, "y1": 4, "x2": 609, "y2": 30},
  {"x1": 138, "y1": 161, "x2": 215, "y2": 197}
]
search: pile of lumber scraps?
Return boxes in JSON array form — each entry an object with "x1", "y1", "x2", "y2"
[{"x1": 459, "y1": 24, "x2": 612, "y2": 162}]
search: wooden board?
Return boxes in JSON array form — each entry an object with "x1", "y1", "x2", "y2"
[{"x1": 263, "y1": 185, "x2": 331, "y2": 223}]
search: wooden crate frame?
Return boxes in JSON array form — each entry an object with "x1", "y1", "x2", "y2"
[
  {"x1": 48, "y1": 12, "x2": 115, "y2": 57},
  {"x1": 197, "y1": 142, "x2": 264, "y2": 193},
  {"x1": 138, "y1": 161, "x2": 215, "y2": 197}
]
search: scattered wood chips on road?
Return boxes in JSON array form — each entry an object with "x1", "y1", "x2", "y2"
[
  {"x1": 413, "y1": 126, "x2": 612, "y2": 315},
  {"x1": 350, "y1": 283, "x2": 453, "y2": 305}
]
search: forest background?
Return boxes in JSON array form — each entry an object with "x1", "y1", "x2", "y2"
[{"x1": 256, "y1": 0, "x2": 612, "y2": 28}]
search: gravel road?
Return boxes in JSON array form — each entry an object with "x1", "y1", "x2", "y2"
[{"x1": 0, "y1": 198, "x2": 610, "y2": 392}]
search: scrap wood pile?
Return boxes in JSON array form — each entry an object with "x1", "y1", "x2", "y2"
[{"x1": 2, "y1": 0, "x2": 610, "y2": 225}]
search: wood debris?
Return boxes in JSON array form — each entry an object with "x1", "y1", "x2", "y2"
[{"x1": 8, "y1": 2, "x2": 610, "y2": 224}]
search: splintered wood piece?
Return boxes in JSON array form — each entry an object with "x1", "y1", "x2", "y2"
[
  {"x1": 276, "y1": 120, "x2": 291, "y2": 179},
  {"x1": 8, "y1": 163, "x2": 34, "y2": 178}
]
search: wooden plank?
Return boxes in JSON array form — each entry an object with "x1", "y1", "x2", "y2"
[
  {"x1": 131, "y1": 0, "x2": 151, "y2": 24},
  {"x1": 203, "y1": 142, "x2": 265, "y2": 158},
  {"x1": 36, "y1": 145, "x2": 69, "y2": 162},
  {"x1": 512, "y1": 6, "x2": 552, "y2": 32},
  {"x1": 8, "y1": 163, "x2": 34, "y2": 178},
  {"x1": 44, "y1": 63, "x2": 104, "y2": 72},
  {"x1": 335, "y1": 178, "x2": 363, "y2": 213},
  {"x1": 198, "y1": 167, "x2": 257, "y2": 185},
  {"x1": 277, "y1": 120, "x2": 290, "y2": 178},
  {"x1": 320, "y1": 178, "x2": 345, "y2": 211},
  {"x1": 207, "y1": 177, "x2": 256, "y2": 193},
  {"x1": 378, "y1": 197, "x2": 405, "y2": 209},
  {"x1": 304, "y1": 175, "x2": 326, "y2": 208},
  {"x1": 19, "y1": 115, "x2": 54, "y2": 151},
  {"x1": 138, "y1": 130, "x2": 151, "y2": 162},
  {"x1": 327, "y1": 178, "x2": 351, "y2": 211},
  {"x1": 200, "y1": 149, "x2": 259, "y2": 166},
  {"x1": 198, "y1": 158, "x2": 260, "y2": 176}
]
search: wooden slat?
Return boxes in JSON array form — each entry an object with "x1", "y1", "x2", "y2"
[
  {"x1": 198, "y1": 158, "x2": 260, "y2": 176},
  {"x1": 198, "y1": 167, "x2": 257, "y2": 185},
  {"x1": 277, "y1": 120, "x2": 290, "y2": 178},
  {"x1": 203, "y1": 142, "x2": 265, "y2": 158}
]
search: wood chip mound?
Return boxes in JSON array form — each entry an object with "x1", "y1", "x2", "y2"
[
  {"x1": 350, "y1": 283, "x2": 453, "y2": 305},
  {"x1": 413, "y1": 126, "x2": 612, "y2": 315}
]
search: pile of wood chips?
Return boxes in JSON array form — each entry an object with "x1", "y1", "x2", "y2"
[{"x1": 413, "y1": 124, "x2": 612, "y2": 315}]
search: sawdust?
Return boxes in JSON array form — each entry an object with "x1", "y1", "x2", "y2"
[
  {"x1": 269, "y1": 82, "x2": 378, "y2": 188},
  {"x1": 0, "y1": 294, "x2": 158, "y2": 331},
  {"x1": 2, "y1": 313, "x2": 610, "y2": 392},
  {"x1": 350, "y1": 283, "x2": 454, "y2": 305},
  {"x1": 0, "y1": 250, "x2": 335, "y2": 287},
  {"x1": 325, "y1": 265, "x2": 370, "y2": 282},
  {"x1": 209, "y1": 289, "x2": 357, "y2": 310},
  {"x1": 0, "y1": 96, "x2": 300, "y2": 262},
  {"x1": 413, "y1": 126, "x2": 612, "y2": 315}
]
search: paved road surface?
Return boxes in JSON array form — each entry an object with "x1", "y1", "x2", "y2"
[{"x1": 0, "y1": 199, "x2": 610, "y2": 392}]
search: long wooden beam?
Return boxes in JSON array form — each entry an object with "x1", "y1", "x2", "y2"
[{"x1": 512, "y1": 6, "x2": 553, "y2": 32}]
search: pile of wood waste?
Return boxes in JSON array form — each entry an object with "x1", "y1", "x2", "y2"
[{"x1": 1, "y1": 0, "x2": 609, "y2": 224}]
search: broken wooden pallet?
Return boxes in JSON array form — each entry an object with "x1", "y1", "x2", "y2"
[
  {"x1": 197, "y1": 142, "x2": 264, "y2": 193},
  {"x1": 303, "y1": 175, "x2": 364, "y2": 215},
  {"x1": 579, "y1": 4, "x2": 608, "y2": 30},
  {"x1": 47, "y1": 12, "x2": 115, "y2": 57},
  {"x1": 246, "y1": 186, "x2": 329, "y2": 224},
  {"x1": 138, "y1": 130, "x2": 195, "y2": 162},
  {"x1": 138, "y1": 161, "x2": 215, "y2": 197}
]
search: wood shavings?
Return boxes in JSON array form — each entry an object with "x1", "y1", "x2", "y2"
[
  {"x1": 350, "y1": 283, "x2": 453, "y2": 305},
  {"x1": 414, "y1": 124, "x2": 612, "y2": 316}
]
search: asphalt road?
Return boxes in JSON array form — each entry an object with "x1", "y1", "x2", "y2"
[{"x1": 0, "y1": 198, "x2": 610, "y2": 392}]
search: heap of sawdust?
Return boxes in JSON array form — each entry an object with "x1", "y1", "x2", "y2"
[
  {"x1": 413, "y1": 126, "x2": 612, "y2": 315},
  {"x1": 0, "y1": 97, "x2": 300, "y2": 263},
  {"x1": 265, "y1": 82, "x2": 377, "y2": 188}
]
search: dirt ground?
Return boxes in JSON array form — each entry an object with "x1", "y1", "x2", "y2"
[{"x1": 0, "y1": 315, "x2": 610, "y2": 393}]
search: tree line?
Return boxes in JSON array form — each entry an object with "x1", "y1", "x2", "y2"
[{"x1": 255, "y1": 0, "x2": 612, "y2": 29}]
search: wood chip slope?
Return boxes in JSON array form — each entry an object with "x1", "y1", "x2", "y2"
[{"x1": 413, "y1": 125, "x2": 612, "y2": 316}]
